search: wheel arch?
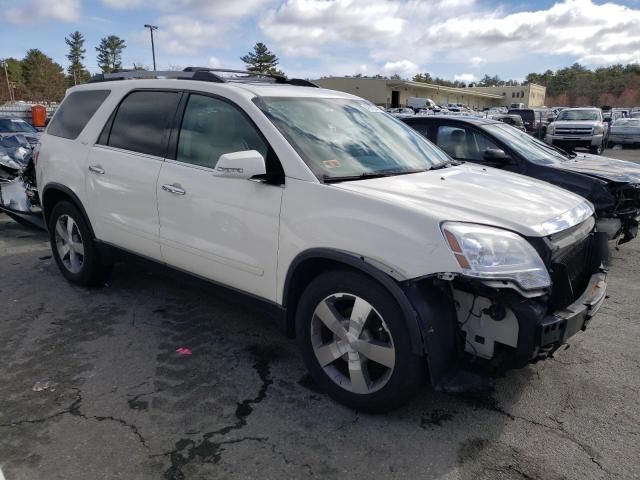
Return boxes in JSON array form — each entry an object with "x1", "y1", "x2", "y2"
[
  {"x1": 41, "y1": 183, "x2": 95, "y2": 238},
  {"x1": 282, "y1": 248, "x2": 426, "y2": 355}
]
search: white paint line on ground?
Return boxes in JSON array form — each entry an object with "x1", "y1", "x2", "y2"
[{"x1": 0, "y1": 466, "x2": 6, "y2": 480}]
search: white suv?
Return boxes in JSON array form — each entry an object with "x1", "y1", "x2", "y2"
[{"x1": 37, "y1": 69, "x2": 608, "y2": 412}]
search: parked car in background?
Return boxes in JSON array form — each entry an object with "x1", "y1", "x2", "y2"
[
  {"x1": 608, "y1": 118, "x2": 640, "y2": 147},
  {"x1": 36, "y1": 68, "x2": 608, "y2": 412},
  {"x1": 402, "y1": 115, "x2": 640, "y2": 244},
  {"x1": 487, "y1": 113, "x2": 526, "y2": 131},
  {"x1": 545, "y1": 108, "x2": 608, "y2": 154},
  {"x1": 0, "y1": 117, "x2": 41, "y2": 146},
  {"x1": 630, "y1": 111, "x2": 640, "y2": 119},
  {"x1": 507, "y1": 108, "x2": 553, "y2": 137},
  {"x1": 387, "y1": 107, "x2": 415, "y2": 118}
]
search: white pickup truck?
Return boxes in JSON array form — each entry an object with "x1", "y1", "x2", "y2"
[{"x1": 545, "y1": 108, "x2": 608, "y2": 155}]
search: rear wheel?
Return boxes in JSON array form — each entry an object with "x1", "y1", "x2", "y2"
[
  {"x1": 296, "y1": 270, "x2": 424, "y2": 412},
  {"x1": 48, "y1": 201, "x2": 111, "y2": 286}
]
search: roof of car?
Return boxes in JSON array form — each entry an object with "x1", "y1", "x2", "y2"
[
  {"x1": 69, "y1": 78, "x2": 359, "y2": 103},
  {"x1": 71, "y1": 69, "x2": 360, "y2": 102}
]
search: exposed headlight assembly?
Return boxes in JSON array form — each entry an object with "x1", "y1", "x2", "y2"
[
  {"x1": 546, "y1": 123, "x2": 554, "y2": 135},
  {"x1": 593, "y1": 125, "x2": 604, "y2": 135},
  {"x1": 442, "y1": 222, "x2": 551, "y2": 290}
]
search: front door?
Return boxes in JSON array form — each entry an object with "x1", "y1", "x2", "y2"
[
  {"x1": 86, "y1": 90, "x2": 181, "y2": 260},
  {"x1": 157, "y1": 93, "x2": 283, "y2": 301}
]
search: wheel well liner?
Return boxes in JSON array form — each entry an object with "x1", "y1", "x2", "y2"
[
  {"x1": 41, "y1": 183, "x2": 95, "y2": 237},
  {"x1": 282, "y1": 248, "x2": 426, "y2": 355}
]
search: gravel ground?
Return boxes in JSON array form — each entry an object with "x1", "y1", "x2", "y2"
[{"x1": 0, "y1": 148, "x2": 639, "y2": 480}]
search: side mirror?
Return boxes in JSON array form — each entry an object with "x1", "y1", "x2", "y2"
[
  {"x1": 547, "y1": 116, "x2": 556, "y2": 123},
  {"x1": 483, "y1": 148, "x2": 511, "y2": 164},
  {"x1": 212, "y1": 150, "x2": 266, "y2": 180}
]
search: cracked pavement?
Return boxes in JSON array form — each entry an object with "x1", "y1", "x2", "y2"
[{"x1": 0, "y1": 149, "x2": 639, "y2": 480}]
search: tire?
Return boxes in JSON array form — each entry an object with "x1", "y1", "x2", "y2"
[
  {"x1": 48, "y1": 201, "x2": 111, "y2": 286},
  {"x1": 296, "y1": 269, "x2": 424, "y2": 413},
  {"x1": 590, "y1": 141, "x2": 603, "y2": 155}
]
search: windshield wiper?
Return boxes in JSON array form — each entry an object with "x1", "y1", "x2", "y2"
[{"x1": 323, "y1": 168, "x2": 429, "y2": 183}]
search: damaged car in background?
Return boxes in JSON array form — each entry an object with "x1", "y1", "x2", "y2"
[
  {"x1": 402, "y1": 115, "x2": 640, "y2": 245},
  {"x1": 0, "y1": 133, "x2": 43, "y2": 229}
]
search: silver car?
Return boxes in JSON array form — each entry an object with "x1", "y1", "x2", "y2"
[{"x1": 608, "y1": 118, "x2": 640, "y2": 147}]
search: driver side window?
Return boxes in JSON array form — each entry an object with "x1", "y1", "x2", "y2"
[
  {"x1": 436, "y1": 125, "x2": 500, "y2": 162},
  {"x1": 177, "y1": 94, "x2": 268, "y2": 169}
]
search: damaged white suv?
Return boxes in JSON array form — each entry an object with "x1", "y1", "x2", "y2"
[{"x1": 37, "y1": 69, "x2": 608, "y2": 412}]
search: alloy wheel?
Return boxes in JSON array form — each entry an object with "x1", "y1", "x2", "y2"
[
  {"x1": 310, "y1": 293, "x2": 395, "y2": 394},
  {"x1": 54, "y1": 214, "x2": 85, "y2": 274}
]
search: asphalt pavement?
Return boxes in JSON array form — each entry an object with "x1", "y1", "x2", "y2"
[{"x1": 0, "y1": 148, "x2": 639, "y2": 480}]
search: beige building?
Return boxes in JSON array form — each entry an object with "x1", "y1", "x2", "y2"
[
  {"x1": 466, "y1": 84, "x2": 546, "y2": 107},
  {"x1": 313, "y1": 77, "x2": 505, "y2": 110}
]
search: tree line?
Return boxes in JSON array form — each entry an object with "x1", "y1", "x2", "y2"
[
  {"x1": 352, "y1": 63, "x2": 640, "y2": 106},
  {"x1": 1, "y1": 38, "x2": 283, "y2": 103}
]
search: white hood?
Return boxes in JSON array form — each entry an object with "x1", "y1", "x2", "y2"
[{"x1": 333, "y1": 164, "x2": 593, "y2": 238}]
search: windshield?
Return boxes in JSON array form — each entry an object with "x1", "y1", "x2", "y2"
[
  {"x1": 255, "y1": 97, "x2": 451, "y2": 180},
  {"x1": 0, "y1": 118, "x2": 38, "y2": 133},
  {"x1": 557, "y1": 110, "x2": 599, "y2": 121},
  {"x1": 485, "y1": 123, "x2": 568, "y2": 165}
]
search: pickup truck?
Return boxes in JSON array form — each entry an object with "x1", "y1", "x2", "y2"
[{"x1": 545, "y1": 108, "x2": 608, "y2": 155}]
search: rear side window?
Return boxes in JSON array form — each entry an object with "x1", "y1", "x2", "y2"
[
  {"x1": 106, "y1": 91, "x2": 180, "y2": 157},
  {"x1": 47, "y1": 90, "x2": 110, "y2": 139}
]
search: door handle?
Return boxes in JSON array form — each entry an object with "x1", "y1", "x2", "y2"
[
  {"x1": 161, "y1": 184, "x2": 186, "y2": 195},
  {"x1": 88, "y1": 165, "x2": 105, "y2": 175}
]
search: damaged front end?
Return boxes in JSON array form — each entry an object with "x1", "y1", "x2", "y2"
[
  {"x1": 596, "y1": 182, "x2": 640, "y2": 245},
  {"x1": 0, "y1": 134, "x2": 44, "y2": 229},
  {"x1": 403, "y1": 216, "x2": 608, "y2": 393}
]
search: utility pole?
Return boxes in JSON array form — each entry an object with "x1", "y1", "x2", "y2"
[
  {"x1": 2, "y1": 60, "x2": 14, "y2": 103},
  {"x1": 144, "y1": 24, "x2": 158, "y2": 71}
]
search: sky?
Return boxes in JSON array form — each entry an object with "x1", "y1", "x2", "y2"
[{"x1": 1, "y1": 0, "x2": 640, "y2": 82}]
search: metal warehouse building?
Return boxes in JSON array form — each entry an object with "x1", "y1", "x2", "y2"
[
  {"x1": 313, "y1": 77, "x2": 506, "y2": 110},
  {"x1": 466, "y1": 84, "x2": 547, "y2": 107}
]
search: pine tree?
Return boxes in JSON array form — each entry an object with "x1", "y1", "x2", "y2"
[
  {"x1": 96, "y1": 36, "x2": 127, "y2": 73},
  {"x1": 65, "y1": 31, "x2": 90, "y2": 85},
  {"x1": 21, "y1": 49, "x2": 67, "y2": 101},
  {"x1": 240, "y1": 42, "x2": 284, "y2": 76}
]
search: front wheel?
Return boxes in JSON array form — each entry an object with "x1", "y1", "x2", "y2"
[
  {"x1": 590, "y1": 141, "x2": 604, "y2": 155},
  {"x1": 296, "y1": 270, "x2": 424, "y2": 412},
  {"x1": 48, "y1": 201, "x2": 111, "y2": 286}
]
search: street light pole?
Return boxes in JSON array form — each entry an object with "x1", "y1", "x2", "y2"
[{"x1": 144, "y1": 24, "x2": 158, "y2": 71}]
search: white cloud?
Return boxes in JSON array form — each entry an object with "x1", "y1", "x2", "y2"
[
  {"x1": 152, "y1": 15, "x2": 230, "y2": 55},
  {"x1": 208, "y1": 57, "x2": 222, "y2": 68},
  {"x1": 102, "y1": 0, "x2": 271, "y2": 16},
  {"x1": 381, "y1": 60, "x2": 420, "y2": 78},
  {"x1": 259, "y1": 0, "x2": 640, "y2": 73},
  {"x1": 260, "y1": 0, "x2": 406, "y2": 57},
  {"x1": 101, "y1": 0, "x2": 144, "y2": 8},
  {"x1": 453, "y1": 73, "x2": 477, "y2": 84},
  {"x1": 7, "y1": 0, "x2": 80, "y2": 23},
  {"x1": 470, "y1": 56, "x2": 486, "y2": 68}
]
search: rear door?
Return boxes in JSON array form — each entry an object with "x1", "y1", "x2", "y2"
[
  {"x1": 156, "y1": 92, "x2": 284, "y2": 301},
  {"x1": 86, "y1": 90, "x2": 181, "y2": 260}
]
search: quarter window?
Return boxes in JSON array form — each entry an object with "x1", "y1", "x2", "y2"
[
  {"x1": 47, "y1": 90, "x2": 110, "y2": 140},
  {"x1": 106, "y1": 91, "x2": 179, "y2": 157},
  {"x1": 176, "y1": 94, "x2": 267, "y2": 169}
]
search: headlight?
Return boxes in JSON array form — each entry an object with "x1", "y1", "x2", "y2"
[
  {"x1": 546, "y1": 123, "x2": 554, "y2": 135},
  {"x1": 441, "y1": 222, "x2": 551, "y2": 290},
  {"x1": 593, "y1": 125, "x2": 604, "y2": 135}
]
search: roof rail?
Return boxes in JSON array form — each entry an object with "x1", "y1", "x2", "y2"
[
  {"x1": 183, "y1": 67, "x2": 319, "y2": 87},
  {"x1": 88, "y1": 68, "x2": 319, "y2": 87},
  {"x1": 88, "y1": 69, "x2": 225, "y2": 83}
]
